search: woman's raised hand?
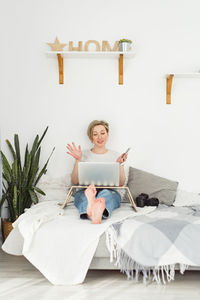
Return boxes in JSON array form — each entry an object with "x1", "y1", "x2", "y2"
[
  {"x1": 116, "y1": 153, "x2": 127, "y2": 164},
  {"x1": 66, "y1": 142, "x2": 82, "y2": 161}
]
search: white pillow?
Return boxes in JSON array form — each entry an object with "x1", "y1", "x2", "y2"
[
  {"x1": 173, "y1": 189, "x2": 200, "y2": 207},
  {"x1": 37, "y1": 174, "x2": 71, "y2": 202}
]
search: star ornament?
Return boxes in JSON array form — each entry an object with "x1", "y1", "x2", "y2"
[{"x1": 47, "y1": 37, "x2": 67, "y2": 51}]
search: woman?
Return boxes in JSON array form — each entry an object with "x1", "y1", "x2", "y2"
[{"x1": 66, "y1": 120, "x2": 128, "y2": 224}]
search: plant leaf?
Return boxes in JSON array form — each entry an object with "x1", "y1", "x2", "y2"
[
  {"x1": 30, "y1": 135, "x2": 39, "y2": 159},
  {"x1": 34, "y1": 147, "x2": 41, "y2": 169},
  {"x1": 0, "y1": 193, "x2": 7, "y2": 213},
  {"x1": 17, "y1": 193, "x2": 23, "y2": 216},
  {"x1": 1, "y1": 151, "x2": 12, "y2": 183},
  {"x1": 7, "y1": 197, "x2": 16, "y2": 222},
  {"x1": 12, "y1": 159, "x2": 18, "y2": 185},
  {"x1": 28, "y1": 189, "x2": 39, "y2": 204},
  {"x1": 37, "y1": 126, "x2": 48, "y2": 149},
  {"x1": 35, "y1": 147, "x2": 55, "y2": 185},
  {"x1": 14, "y1": 134, "x2": 22, "y2": 171},
  {"x1": 34, "y1": 186, "x2": 46, "y2": 195},
  {"x1": 28, "y1": 156, "x2": 39, "y2": 188},
  {"x1": 13, "y1": 185, "x2": 18, "y2": 217},
  {"x1": 6, "y1": 139, "x2": 16, "y2": 160},
  {"x1": 24, "y1": 144, "x2": 29, "y2": 169},
  {"x1": 23, "y1": 152, "x2": 31, "y2": 186}
]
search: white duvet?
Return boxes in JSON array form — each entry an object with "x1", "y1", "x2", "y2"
[{"x1": 2, "y1": 201, "x2": 155, "y2": 285}]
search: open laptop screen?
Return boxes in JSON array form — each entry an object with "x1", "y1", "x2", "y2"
[{"x1": 78, "y1": 162, "x2": 120, "y2": 186}]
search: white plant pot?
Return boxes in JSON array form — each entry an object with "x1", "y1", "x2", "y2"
[{"x1": 119, "y1": 42, "x2": 132, "y2": 52}]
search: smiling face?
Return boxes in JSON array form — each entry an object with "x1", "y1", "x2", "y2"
[{"x1": 92, "y1": 125, "x2": 109, "y2": 148}]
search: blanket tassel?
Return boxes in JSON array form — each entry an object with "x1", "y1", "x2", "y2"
[{"x1": 105, "y1": 228, "x2": 189, "y2": 285}]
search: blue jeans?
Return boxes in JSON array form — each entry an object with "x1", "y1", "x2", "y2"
[{"x1": 74, "y1": 189, "x2": 121, "y2": 219}]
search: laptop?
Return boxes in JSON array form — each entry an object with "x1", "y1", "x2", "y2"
[{"x1": 78, "y1": 162, "x2": 120, "y2": 186}]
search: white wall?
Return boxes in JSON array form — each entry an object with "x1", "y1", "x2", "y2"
[{"x1": 0, "y1": 0, "x2": 200, "y2": 192}]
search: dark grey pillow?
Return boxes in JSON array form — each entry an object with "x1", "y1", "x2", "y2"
[{"x1": 127, "y1": 167, "x2": 178, "y2": 206}]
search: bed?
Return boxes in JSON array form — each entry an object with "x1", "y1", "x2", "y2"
[{"x1": 2, "y1": 167, "x2": 200, "y2": 285}]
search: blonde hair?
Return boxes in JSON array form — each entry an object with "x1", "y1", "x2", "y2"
[{"x1": 87, "y1": 120, "x2": 109, "y2": 142}]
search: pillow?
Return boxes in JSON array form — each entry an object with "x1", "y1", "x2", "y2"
[
  {"x1": 127, "y1": 167, "x2": 179, "y2": 206},
  {"x1": 37, "y1": 174, "x2": 71, "y2": 202},
  {"x1": 173, "y1": 189, "x2": 200, "y2": 207}
]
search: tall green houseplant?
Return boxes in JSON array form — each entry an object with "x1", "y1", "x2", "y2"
[{"x1": 0, "y1": 127, "x2": 55, "y2": 222}]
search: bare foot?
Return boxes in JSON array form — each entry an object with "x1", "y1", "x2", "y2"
[
  {"x1": 85, "y1": 184, "x2": 97, "y2": 217},
  {"x1": 91, "y1": 197, "x2": 106, "y2": 224}
]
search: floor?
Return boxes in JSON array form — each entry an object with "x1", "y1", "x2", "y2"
[{"x1": 0, "y1": 250, "x2": 200, "y2": 300}]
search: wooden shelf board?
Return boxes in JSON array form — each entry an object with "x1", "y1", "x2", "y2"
[
  {"x1": 166, "y1": 73, "x2": 200, "y2": 78},
  {"x1": 46, "y1": 51, "x2": 135, "y2": 58}
]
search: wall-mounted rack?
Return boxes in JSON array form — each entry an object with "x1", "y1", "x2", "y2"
[
  {"x1": 46, "y1": 51, "x2": 135, "y2": 85},
  {"x1": 166, "y1": 73, "x2": 200, "y2": 104}
]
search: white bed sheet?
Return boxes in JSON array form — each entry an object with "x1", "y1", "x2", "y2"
[{"x1": 2, "y1": 201, "x2": 155, "y2": 285}]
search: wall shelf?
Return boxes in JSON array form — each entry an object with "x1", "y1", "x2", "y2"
[
  {"x1": 166, "y1": 73, "x2": 200, "y2": 104},
  {"x1": 46, "y1": 51, "x2": 135, "y2": 85}
]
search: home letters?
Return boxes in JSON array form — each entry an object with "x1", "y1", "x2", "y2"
[{"x1": 68, "y1": 40, "x2": 119, "y2": 51}]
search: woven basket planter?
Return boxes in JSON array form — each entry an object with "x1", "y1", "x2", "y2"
[{"x1": 1, "y1": 219, "x2": 13, "y2": 242}]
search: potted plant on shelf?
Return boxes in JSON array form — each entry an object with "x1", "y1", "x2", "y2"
[
  {"x1": 0, "y1": 126, "x2": 55, "y2": 241},
  {"x1": 119, "y1": 39, "x2": 132, "y2": 52}
]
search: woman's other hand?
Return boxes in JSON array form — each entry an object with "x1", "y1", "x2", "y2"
[
  {"x1": 116, "y1": 153, "x2": 127, "y2": 164},
  {"x1": 66, "y1": 142, "x2": 82, "y2": 161}
]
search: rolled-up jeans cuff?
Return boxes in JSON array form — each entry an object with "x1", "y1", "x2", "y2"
[
  {"x1": 102, "y1": 208, "x2": 110, "y2": 219},
  {"x1": 80, "y1": 213, "x2": 88, "y2": 220}
]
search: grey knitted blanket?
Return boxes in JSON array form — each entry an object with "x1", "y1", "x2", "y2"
[{"x1": 106, "y1": 205, "x2": 200, "y2": 284}]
